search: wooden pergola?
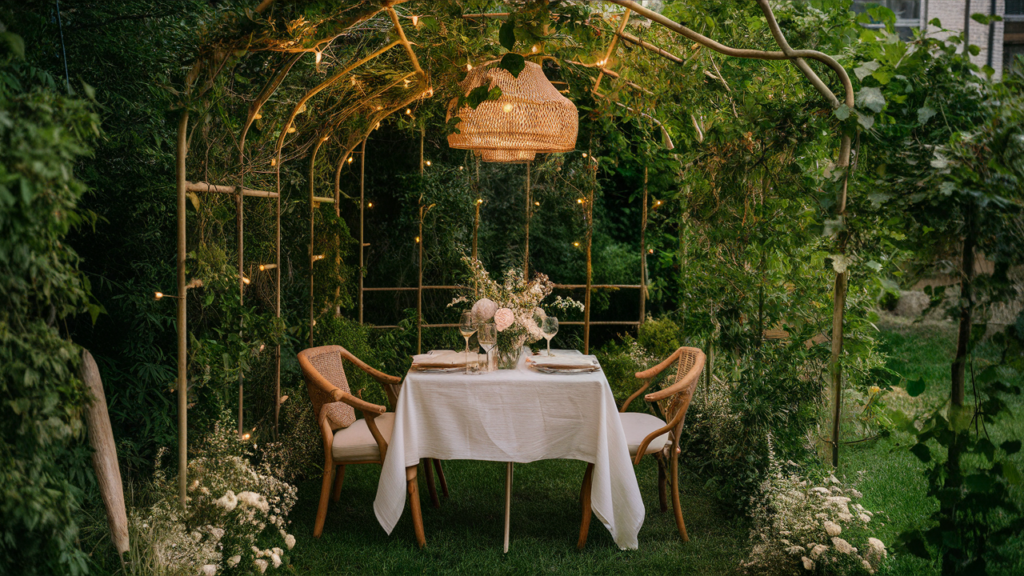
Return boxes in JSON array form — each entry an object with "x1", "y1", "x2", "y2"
[{"x1": 169, "y1": 0, "x2": 854, "y2": 506}]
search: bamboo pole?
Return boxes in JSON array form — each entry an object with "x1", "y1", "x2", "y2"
[
  {"x1": 524, "y1": 162, "x2": 531, "y2": 277},
  {"x1": 359, "y1": 138, "x2": 366, "y2": 325},
  {"x1": 640, "y1": 166, "x2": 648, "y2": 324},
  {"x1": 175, "y1": 110, "x2": 189, "y2": 508},
  {"x1": 237, "y1": 188, "x2": 244, "y2": 436},
  {"x1": 584, "y1": 150, "x2": 594, "y2": 355},
  {"x1": 309, "y1": 148, "x2": 317, "y2": 346},
  {"x1": 186, "y1": 181, "x2": 279, "y2": 198},
  {"x1": 594, "y1": 9, "x2": 631, "y2": 93},
  {"x1": 417, "y1": 125, "x2": 424, "y2": 355}
]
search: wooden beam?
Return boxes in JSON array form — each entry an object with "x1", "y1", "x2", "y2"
[
  {"x1": 186, "y1": 181, "x2": 279, "y2": 198},
  {"x1": 175, "y1": 111, "x2": 189, "y2": 508}
]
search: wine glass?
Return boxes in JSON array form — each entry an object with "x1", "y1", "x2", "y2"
[
  {"x1": 478, "y1": 322, "x2": 497, "y2": 372},
  {"x1": 459, "y1": 311, "x2": 477, "y2": 374},
  {"x1": 541, "y1": 316, "x2": 559, "y2": 357}
]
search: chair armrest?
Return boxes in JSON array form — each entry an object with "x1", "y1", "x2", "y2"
[
  {"x1": 331, "y1": 388, "x2": 386, "y2": 415},
  {"x1": 644, "y1": 348, "x2": 705, "y2": 402},
  {"x1": 633, "y1": 420, "x2": 676, "y2": 466},
  {"x1": 634, "y1": 348, "x2": 683, "y2": 381},
  {"x1": 619, "y1": 378, "x2": 653, "y2": 413}
]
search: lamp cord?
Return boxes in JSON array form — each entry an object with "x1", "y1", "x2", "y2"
[{"x1": 55, "y1": 0, "x2": 70, "y2": 95}]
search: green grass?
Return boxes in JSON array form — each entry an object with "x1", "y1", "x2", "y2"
[
  {"x1": 287, "y1": 458, "x2": 748, "y2": 575},
  {"x1": 838, "y1": 319, "x2": 1024, "y2": 576}
]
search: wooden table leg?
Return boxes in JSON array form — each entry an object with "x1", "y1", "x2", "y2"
[
  {"x1": 504, "y1": 462, "x2": 513, "y2": 553},
  {"x1": 424, "y1": 458, "x2": 440, "y2": 508},
  {"x1": 433, "y1": 459, "x2": 450, "y2": 498},
  {"x1": 406, "y1": 465, "x2": 425, "y2": 548},
  {"x1": 577, "y1": 463, "x2": 594, "y2": 550}
]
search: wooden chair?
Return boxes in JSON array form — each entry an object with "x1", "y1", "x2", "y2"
[
  {"x1": 297, "y1": 345, "x2": 447, "y2": 542},
  {"x1": 578, "y1": 346, "x2": 705, "y2": 548}
]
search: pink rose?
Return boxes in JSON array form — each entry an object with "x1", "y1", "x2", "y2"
[{"x1": 494, "y1": 308, "x2": 514, "y2": 332}]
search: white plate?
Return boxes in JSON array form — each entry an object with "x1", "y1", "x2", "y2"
[
  {"x1": 532, "y1": 366, "x2": 601, "y2": 374},
  {"x1": 412, "y1": 366, "x2": 466, "y2": 373}
]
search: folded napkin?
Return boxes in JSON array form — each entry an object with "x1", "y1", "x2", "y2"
[
  {"x1": 528, "y1": 354, "x2": 599, "y2": 370},
  {"x1": 411, "y1": 350, "x2": 471, "y2": 368}
]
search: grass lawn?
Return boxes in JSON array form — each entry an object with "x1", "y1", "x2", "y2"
[
  {"x1": 839, "y1": 318, "x2": 1024, "y2": 576},
  {"x1": 286, "y1": 457, "x2": 749, "y2": 575}
]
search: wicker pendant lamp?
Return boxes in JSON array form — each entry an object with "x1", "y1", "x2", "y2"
[{"x1": 447, "y1": 61, "x2": 577, "y2": 163}]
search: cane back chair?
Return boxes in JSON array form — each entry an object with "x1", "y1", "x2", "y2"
[
  {"x1": 578, "y1": 346, "x2": 705, "y2": 548},
  {"x1": 297, "y1": 345, "x2": 447, "y2": 539}
]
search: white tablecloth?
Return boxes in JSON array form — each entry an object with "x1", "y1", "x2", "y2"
[{"x1": 373, "y1": 349, "x2": 644, "y2": 550}]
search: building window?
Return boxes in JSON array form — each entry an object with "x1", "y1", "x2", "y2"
[{"x1": 852, "y1": 1, "x2": 923, "y2": 39}]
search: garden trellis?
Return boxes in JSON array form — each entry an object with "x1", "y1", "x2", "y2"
[{"x1": 168, "y1": 0, "x2": 855, "y2": 507}]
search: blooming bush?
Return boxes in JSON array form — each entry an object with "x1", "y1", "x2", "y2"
[
  {"x1": 127, "y1": 416, "x2": 298, "y2": 575},
  {"x1": 742, "y1": 439, "x2": 887, "y2": 575}
]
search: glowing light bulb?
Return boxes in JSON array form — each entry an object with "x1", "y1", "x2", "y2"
[
  {"x1": 532, "y1": 45, "x2": 539, "y2": 53},
  {"x1": 582, "y1": 153, "x2": 588, "y2": 158},
  {"x1": 242, "y1": 433, "x2": 250, "y2": 440},
  {"x1": 459, "y1": 166, "x2": 464, "y2": 170},
  {"x1": 315, "y1": 51, "x2": 322, "y2": 64},
  {"x1": 648, "y1": 248, "x2": 654, "y2": 254},
  {"x1": 573, "y1": 241, "x2": 580, "y2": 247},
  {"x1": 313, "y1": 254, "x2": 325, "y2": 261},
  {"x1": 321, "y1": 135, "x2": 330, "y2": 142},
  {"x1": 476, "y1": 199, "x2": 483, "y2": 204},
  {"x1": 368, "y1": 202, "x2": 373, "y2": 208},
  {"x1": 259, "y1": 343, "x2": 265, "y2": 351},
  {"x1": 598, "y1": 59, "x2": 607, "y2": 66},
  {"x1": 426, "y1": 88, "x2": 433, "y2": 96},
  {"x1": 287, "y1": 126, "x2": 296, "y2": 133},
  {"x1": 577, "y1": 198, "x2": 584, "y2": 204},
  {"x1": 271, "y1": 158, "x2": 277, "y2": 166},
  {"x1": 534, "y1": 201, "x2": 540, "y2": 206},
  {"x1": 654, "y1": 200, "x2": 662, "y2": 207},
  {"x1": 312, "y1": 319, "x2": 316, "y2": 326},
  {"x1": 347, "y1": 156, "x2": 353, "y2": 163},
  {"x1": 405, "y1": 108, "x2": 412, "y2": 115},
  {"x1": 415, "y1": 236, "x2": 421, "y2": 243},
  {"x1": 502, "y1": 103, "x2": 513, "y2": 112},
  {"x1": 467, "y1": 63, "x2": 473, "y2": 71},
  {"x1": 425, "y1": 160, "x2": 431, "y2": 166},
  {"x1": 242, "y1": 276, "x2": 250, "y2": 285},
  {"x1": 253, "y1": 112, "x2": 262, "y2": 120},
  {"x1": 412, "y1": 15, "x2": 419, "y2": 26},
  {"x1": 154, "y1": 292, "x2": 164, "y2": 300}
]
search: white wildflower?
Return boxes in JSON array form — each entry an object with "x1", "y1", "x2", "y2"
[
  {"x1": 824, "y1": 521, "x2": 842, "y2": 536},
  {"x1": 810, "y1": 544, "x2": 828, "y2": 559},
  {"x1": 832, "y1": 537, "x2": 854, "y2": 554},
  {"x1": 215, "y1": 491, "x2": 238, "y2": 512},
  {"x1": 786, "y1": 545, "x2": 806, "y2": 555},
  {"x1": 254, "y1": 559, "x2": 268, "y2": 574},
  {"x1": 848, "y1": 489, "x2": 863, "y2": 498},
  {"x1": 201, "y1": 565, "x2": 217, "y2": 576},
  {"x1": 285, "y1": 534, "x2": 296, "y2": 550},
  {"x1": 200, "y1": 486, "x2": 211, "y2": 496},
  {"x1": 859, "y1": 513, "x2": 871, "y2": 523},
  {"x1": 271, "y1": 553, "x2": 282, "y2": 568},
  {"x1": 865, "y1": 537, "x2": 887, "y2": 566},
  {"x1": 801, "y1": 556, "x2": 815, "y2": 570},
  {"x1": 237, "y1": 491, "x2": 269, "y2": 513},
  {"x1": 227, "y1": 556, "x2": 241, "y2": 568},
  {"x1": 209, "y1": 527, "x2": 224, "y2": 541},
  {"x1": 272, "y1": 547, "x2": 283, "y2": 556},
  {"x1": 471, "y1": 298, "x2": 498, "y2": 321},
  {"x1": 862, "y1": 559, "x2": 876, "y2": 574},
  {"x1": 811, "y1": 487, "x2": 830, "y2": 496}
]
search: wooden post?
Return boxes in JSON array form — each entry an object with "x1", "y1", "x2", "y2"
[
  {"x1": 594, "y1": 8, "x2": 631, "y2": 93},
  {"x1": 640, "y1": 165, "x2": 648, "y2": 324},
  {"x1": 417, "y1": 125, "x2": 424, "y2": 354},
  {"x1": 274, "y1": 141, "x2": 282, "y2": 442},
  {"x1": 175, "y1": 110, "x2": 189, "y2": 507},
  {"x1": 359, "y1": 138, "x2": 366, "y2": 325},
  {"x1": 81, "y1": 350, "x2": 129, "y2": 556},
  {"x1": 237, "y1": 188, "x2": 244, "y2": 436},
  {"x1": 309, "y1": 148, "x2": 317, "y2": 346},
  {"x1": 524, "y1": 162, "x2": 531, "y2": 277},
  {"x1": 829, "y1": 133, "x2": 852, "y2": 467},
  {"x1": 584, "y1": 150, "x2": 594, "y2": 354}
]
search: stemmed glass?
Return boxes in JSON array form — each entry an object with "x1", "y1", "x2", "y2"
[
  {"x1": 459, "y1": 311, "x2": 478, "y2": 374},
  {"x1": 541, "y1": 316, "x2": 559, "y2": 357},
  {"x1": 478, "y1": 323, "x2": 497, "y2": 372}
]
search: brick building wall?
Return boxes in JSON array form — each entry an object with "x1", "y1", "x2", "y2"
[{"x1": 925, "y1": 0, "x2": 1005, "y2": 79}]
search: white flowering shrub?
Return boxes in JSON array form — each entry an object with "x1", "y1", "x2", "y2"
[
  {"x1": 127, "y1": 416, "x2": 298, "y2": 576},
  {"x1": 742, "y1": 439, "x2": 887, "y2": 575}
]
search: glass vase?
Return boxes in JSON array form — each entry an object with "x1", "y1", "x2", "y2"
[{"x1": 495, "y1": 340, "x2": 525, "y2": 370}]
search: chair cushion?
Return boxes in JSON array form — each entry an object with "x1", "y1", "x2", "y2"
[
  {"x1": 619, "y1": 412, "x2": 671, "y2": 457},
  {"x1": 332, "y1": 413, "x2": 395, "y2": 462}
]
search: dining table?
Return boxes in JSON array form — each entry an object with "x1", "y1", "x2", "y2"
[{"x1": 373, "y1": 348, "x2": 645, "y2": 550}]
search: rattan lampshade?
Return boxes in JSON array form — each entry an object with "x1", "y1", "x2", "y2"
[{"x1": 447, "y1": 61, "x2": 577, "y2": 163}]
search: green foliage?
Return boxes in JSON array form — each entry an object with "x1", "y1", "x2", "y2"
[{"x1": 0, "y1": 31, "x2": 100, "y2": 575}]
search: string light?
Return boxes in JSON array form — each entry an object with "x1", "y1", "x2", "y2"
[
  {"x1": 411, "y1": 15, "x2": 419, "y2": 26},
  {"x1": 154, "y1": 292, "x2": 164, "y2": 300},
  {"x1": 321, "y1": 135, "x2": 330, "y2": 142},
  {"x1": 476, "y1": 199, "x2": 483, "y2": 204},
  {"x1": 312, "y1": 319, "x2": 316, "y2": 326},
  {"x1": 466, "y1": 62, "x2": 473, "y2": 71},
  {"x1": 581, "y1": 152, "x2": 588, "y2": 158},
  {"x1": 577, "y1": 198, "x2": 585, "y2": 204},
  {"x1": 405, "y1": 108, "x2": 412, "y2": 115},
  {"x1": 242, "y1": 276, "x2": 250, "y2": 285},
  {"x1": 534, "y1": 201, "x2": 540, "y2": 206},
  {"x1": 415, "y1": 236, "x2": 421, "y2": 243},
  {"x1": 347, "y1": 156, "x2": 353, "y2": 164},
  {"x1": 315, "y1": 51, "x2": 322, "y2": 64},
  {"x1": 502, "y1": 103, "x2": 513, "y2": 113},
  {"x1": 253, "y1": 112, "x2": 262, "y2": 120},
  {"x1": 258, "y1": 264, "x2": 277, "y2": 271},
  {"x1": 648, "y1": 248, "x2": 654, "y2": 254},
  {"x1": 573, "y1": 241, "x2": 580, "y2": 247},
  {"x1": 242, "y1": 433, "x2": 251, "y2": 440},
  {"x1": 653, "y1": 199, "x2": 663, "y2": 207},
  {"x1": 271, "y1": 158, "x2": 277, "y2": 166},
  {"x1": 367, "y1": 202, "x2": 374, "y2": 208},
  {"x1": 425, "y1": 160, "x2": 431, "y2": 166},
  {"x1": 259, "y1": 343, "x2": 265, "y2": 351},
  {"x1": 426, "y1": 88, "x2": 434, "y2": 97},
  {"x1": 531, "y1": 45, "x2": 539, "y2": 53},
  {"x1": 598, "y1": 59, "x2": 607, "y2": 66},
  {"x1": 459, "y1": 166, "x2": 464, "y2": 170},
  {"x1": 287, "y1": 126, "x2": 296, "y2": 133},
  {"x1": 312, "y1": 254, "x2": 325, "y2": 262}
]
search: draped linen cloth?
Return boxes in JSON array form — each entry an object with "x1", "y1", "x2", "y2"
[{"x1": 373, "y1": 349, "x2": 644, "y2": 550}]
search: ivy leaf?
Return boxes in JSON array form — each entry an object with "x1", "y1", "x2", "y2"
[
  {"x1": 871, "y1": 70, "x2": 894, "y2": 85},
  {"x1": 499, "y1": 21, "x2": 516, "y2": 51},
  {"x1": 917, "y1": 106, "x2": 937, "y2": 124},
  {"x1": 906, "y1": 378, "x2": 926, "y2": 397},
  {"x1": 835, "y1": 104, "x2": 851, "y2": 120},
  {"x1": 464, "y1": 85, "x2": 493, "y2": 109},
  {"x1": 1005, "y1": 462, "x2": 1023, "y2": 485},
  {"x1": 910, "y1": 443, "x2": 931, "y2": 463},
  {"x1": 853, "y1": 60, "x2": 880, "y2": 81},
  {"x1": 857, "y1": 86, "x2": 886, "y2": 113},
  {"x1": 976, "y1": 438, "x2": 997, "y2": 462},
  {"x1": 1001, "y1": 440, "x2": 1022, "y2": 455},
  {"x1": 857, "y1": 112, "x2": 875, "y2": 130},
  {"x1": 499, "y1": 52, "x2": 525, "y2": 78}
]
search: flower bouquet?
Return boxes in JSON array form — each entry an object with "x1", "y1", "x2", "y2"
[{"x1": 450, "y1": 257, "x2": 583, "y2": 369}]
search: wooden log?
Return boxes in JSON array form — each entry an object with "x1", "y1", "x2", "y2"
[{"x1": 81, "y1": 350, "x2": 129, "y2": 555}]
